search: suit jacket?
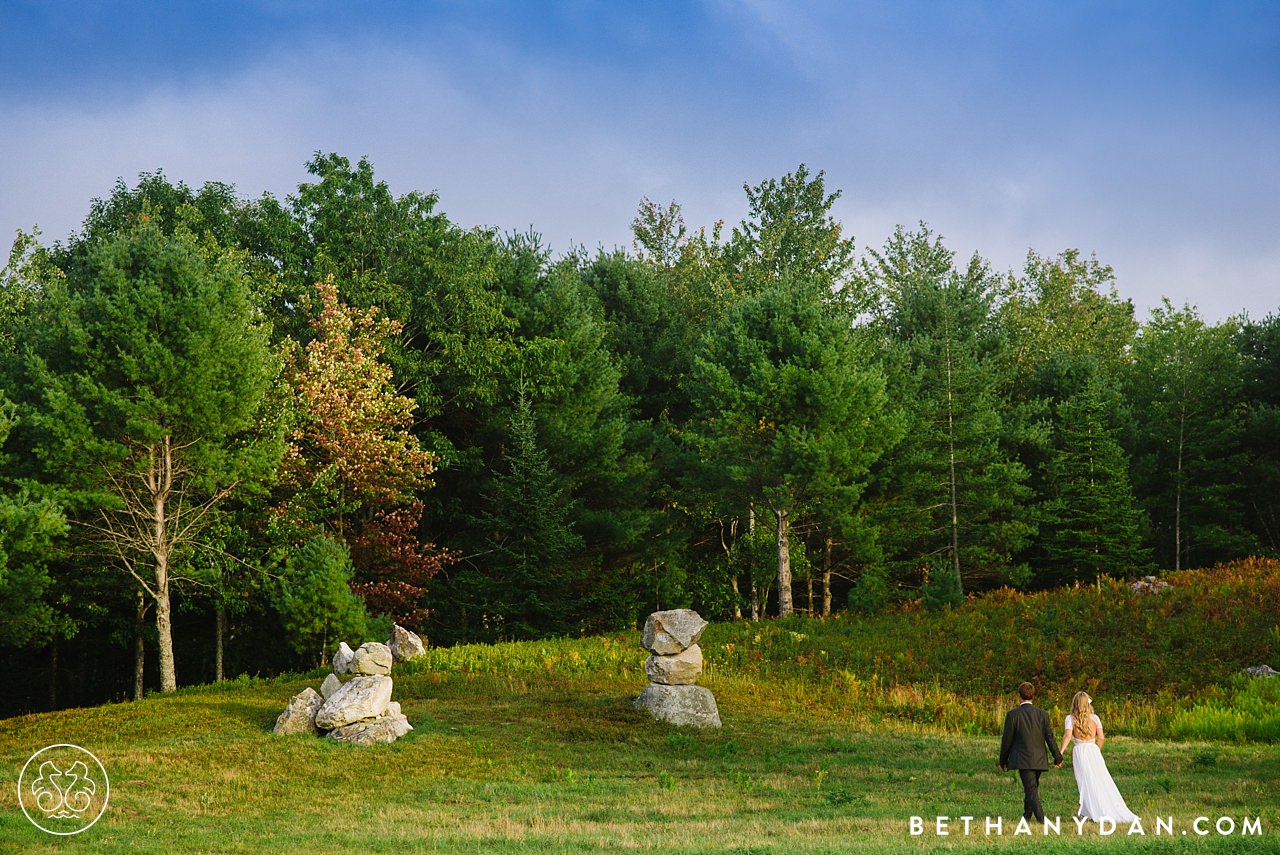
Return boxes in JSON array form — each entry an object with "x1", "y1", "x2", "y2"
[{"x1": 999, "y1": 702, "x2": 1063, "y2": 771}]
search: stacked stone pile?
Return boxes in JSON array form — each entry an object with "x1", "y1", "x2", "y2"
[
  {"x1": 1130, "y1": 575, "x2": 1171, "y2": 594},
  {"x1": 634, "y1": 609, "x2": 721, "y2": 728},
  {"x1": 273, "y1": 624, "x2": 426, "y2": 745}
]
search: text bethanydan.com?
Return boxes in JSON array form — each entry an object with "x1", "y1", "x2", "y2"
[{"x1": 909, "y1": 815, "x2": 1263, "y2": 838}]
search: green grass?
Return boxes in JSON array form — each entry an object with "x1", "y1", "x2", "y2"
[
  {"x1": 2, "y1": 666, "x2": 1277, "y2": 853},
  {"x1": 2, "y1": 562, "x2": 1278, "y2": 852}
]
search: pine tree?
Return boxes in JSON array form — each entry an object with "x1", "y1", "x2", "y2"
[
  {"x1": 1127, "y1": 302, "x2": 1256, "y2": 570},
  {"x1": 468, "y1": 393, "x2": 585, "y2": 640},
  {"x1": 863, "y1": 226, "x2": 1033, "y2": 592},
  {"x1": 18, "y1": 223, "x2": 279, "y2": 693},
  {"x1": 1036, "y1": 381, "x2": 1151, "y2": 583}
]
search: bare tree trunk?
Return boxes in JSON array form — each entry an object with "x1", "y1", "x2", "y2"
[
  {"x1": 776, "y1": 507, "x2": 793, "y2": 618},
  {"x1": 215, "y1": 605, "x2": 226, "y2": 682},
  {"x1": 134, "y1": 591, "x2": 146, "y2": 701},
  {"x1": 156, "y1": 581, "x2": 176, "y2": 693},
  {"x1": 151, "y1": 438, "x2": 177, "y2": 694},
  {"x1": 748, "y1": 505, "x2": 760, "y2": 621},
  {"x1": 720, "y1": 518, "x2": 743, "y2": 620},
  {"x1": 822, "y1": 535, "x2": 833, "y2": 617},
  {"x1": 133, "y1": 636, "x2": 145, "y2": 700},
  {"x1": 93, "y1": 435, "x2": 237, "y2": 698},
  {"x1": 48, "y1": 637, "x2": 58, "y2": 710}
]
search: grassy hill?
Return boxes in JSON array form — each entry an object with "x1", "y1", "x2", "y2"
[{"x1": 2, "y1": 560, "x2": 1278, "y2": 852}]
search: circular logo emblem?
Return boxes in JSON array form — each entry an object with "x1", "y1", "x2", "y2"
[{"x1": 17, "y1": 744, "x2": 110, "y2": 835}]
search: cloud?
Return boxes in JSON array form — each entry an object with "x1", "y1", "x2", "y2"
[{"x1": 2, "y1": 3, "x2": 1276, "y2": 322}]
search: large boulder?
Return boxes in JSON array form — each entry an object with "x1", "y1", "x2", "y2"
[
  {"x1": 350, "y1": 641, "x2": 394, "y2": 676},
  {"x1": 644, "y1": 644, "x2": 704, "y2": 686},
  {"x1": 333, "y1": 641, "x2": 356, "y2": 675},
  {"x1": 328, "y1": 710, "x2": 413, "y2": 746},
  {"x1": 273, "y1": 687, "x2": 323, "y2": 736},
  {"x1": 634, "y1": 683, "x2": 721, "y2": 728},
  {"x1": 388, "y1": 624, "x2": 426, "y2": 662},
  {"x1": 641, "y1": 609, "x2": 708, "y2": 655},
  {"x1": 1243, "y1": 664, "x2": 1279, "y2": 678},
  {"x1": 314, "y1": 675, "x2": 393, "y2": 730}
]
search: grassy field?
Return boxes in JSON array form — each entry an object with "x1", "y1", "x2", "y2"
[{"x1": 2, "y1": 563, "x2": 1278, "y2": 852}]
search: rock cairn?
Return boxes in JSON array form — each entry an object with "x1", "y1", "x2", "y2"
[
  {"x1": 634, "y1": 608, "x2": 721, "y2": 728},
  {"x1": 1130, "y1": 575, "x2": 1171, "y2": 594},
  {"x1": 273, "y1": 624, "x2": 426, "y2": 745}
]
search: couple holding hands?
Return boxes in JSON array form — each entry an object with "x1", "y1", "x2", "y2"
[{"x1": 998, "y1": 681, "x2": 1139, "y2": 825}]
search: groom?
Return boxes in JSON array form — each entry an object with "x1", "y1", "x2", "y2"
[{"x1": 997, "y1": 681, "x2": 1063, "y2": 822}]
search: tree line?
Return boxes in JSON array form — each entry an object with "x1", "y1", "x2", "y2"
[{"x1": 1, "y1": 154, "x2": 1276, "y2": 711}]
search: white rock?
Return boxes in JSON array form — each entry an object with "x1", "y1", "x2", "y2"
[
  {"x1": 351, "y1": 642, "x2": 394, "y2": 676},
  {"x1": 273, "y1": 687, "x2": 323, "y2": 736},
  {"x1": 314, "y1": 675, "x2": 393, "y2": 730},
  {"x1": 388, "y1": 624, "x2": 426, "y2": 662},
  {"x1": 328, "y1": 711, "x2": 413, "y2": 746},
  {"x1": 645, "y1": 644, "x2": 704, "y2": 685},
  {"x1": 333, "y1": 641, "x2": 355, "y2": 675},
  {"x1": 641, "y1": 609, "x2": 708, "y2": 655}
]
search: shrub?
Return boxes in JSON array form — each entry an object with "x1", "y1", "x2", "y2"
[{"x1": 274, "y1": 534, "x2": 375, "y2": 665}]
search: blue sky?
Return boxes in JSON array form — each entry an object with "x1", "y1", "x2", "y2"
[{"x1": 2, "y1": 0, "x2": 1277, "y2": 321}]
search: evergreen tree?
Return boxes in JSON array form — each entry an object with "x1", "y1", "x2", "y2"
[
  {"x1": 274, "y1": 533, "x2": 375, "y2": 666},
  {"x1": 1127, "y1": 302, "x2": 1256, "y2": 569},
  {"x1": 683, "y1": 277, "x2": 894, "y2": 616},
  {"x1": 862, "y1": 226, "x2": 1033, "y2": 592},
  {"x1": 15, "y1": 222, "x2": 279, "y2": 693},
  {"x1": 1237, "y1": 313, "x2": 1280, "y2": 554},
  {"x1": 465, "y1": 393, "x2": 586, "y2": 640},
  {"x1": 1036, "y1": 380, "x2": 1151, "y2": 583},
  {"x1": 0, "y1": 396, "x2": 69, "y2": 646}
]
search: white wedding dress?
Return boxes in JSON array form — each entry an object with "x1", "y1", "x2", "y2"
[{"x1": 1065, "y1": 714, "x2": 1139, "y2": 824}]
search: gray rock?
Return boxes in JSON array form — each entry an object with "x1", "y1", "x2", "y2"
[
  {"x1": 327, "y1": 710, "x2": 413, "y2": 746},
  {"x1": 333, "y1": 641, "x2": 356, "y2": 675},
  {"x1": 320, "y1": 673, "x2": 343, "y2": 700},
  {"x1": 388, "y1": 624, "x2": 426, "y2": 662},
  {"x1": 645, "y1": 644, "x2": 704, "y2": 686},
  {"x1": 1243, "y1": 664, "x2": 1279, "y2": 678},
  {"x1": 273, "y1": 687, "x2": 323, "y2": 736},
  {"x1": 350, "y1": 641, "x2": 394, "y2": 676},
  {"x1": 641, "y1": 609, "x2": 708, "y2": 655},
  {"x1": 314, "y1": 674, "x2": 393, "y2": 730},
  {"x1": 1130, "y1": 575, "x2": 1171, "y2": 594},
  {"x1": 386, "y1": 700, "x2": 402, "y2": 717},
  {"x1": 634, "y1": 682, "x2": 721, "y2": 728}
]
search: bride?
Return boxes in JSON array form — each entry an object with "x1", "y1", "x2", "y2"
[{"x1": 1059, "y1": 691, "x2": 1139, "y2": 824}]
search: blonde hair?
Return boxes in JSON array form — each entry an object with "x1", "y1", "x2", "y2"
[{"x1": 1070, "y1": 691, "x2": 1097, "y2": 740}]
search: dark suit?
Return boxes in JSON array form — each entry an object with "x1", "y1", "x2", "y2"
[{"x1": 998, "y1": 701, "x2": 1063, "y2": 822}]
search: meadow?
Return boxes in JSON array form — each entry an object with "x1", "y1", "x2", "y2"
[{"x1": 1, "y1": 561, "x2": 1278, "y2": 853}]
